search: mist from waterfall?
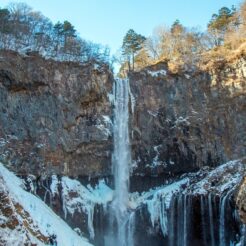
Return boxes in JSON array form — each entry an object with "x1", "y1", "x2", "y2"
[{"x1": 106, "y1": 78, "x2": 132, "y2": 246}]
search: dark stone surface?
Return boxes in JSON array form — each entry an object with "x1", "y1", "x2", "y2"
[
  {"x1": 129, "y1": 60, "x2": 246, "y2": 177},
  {"x1": 0, "y1": 50, "x2": 114, "y2": 177}
]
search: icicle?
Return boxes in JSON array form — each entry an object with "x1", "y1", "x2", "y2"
[
  {"x1": 61, "y1": 180, "x2": 67, "y2": 219},
  {"x1": 220, "y1": 194, "x2": 226, "y2": 246},
  {"x1": 160, "y1": 196, "x2": 168, "y2": 236},
  {"x1": 201, "y1": 195, "x2": 208, "y2": 245},
  {"x1": 87, "y1": 204, "x2": 95, "y2": 239},
  {"x1": 41, "y1": 179, "x2": 51, "y2": 206},
  {"x1": 168, "y1": 196, "x2": 176, "y2": 246},
  {"x1": 208, "y1": 193, "x2": 215, "y2": 246},
  {"x1": 240, "y1": 224, "x2": 246, "y2": 246},
  {"x1": 127, "y1": 212, "x2": 135, "y2": 246},
  {"x1": 129, "y1": 85, "x2": 135, "y2": 115},
  {"x1": 220, "y1": 191, "x2": 231, "y2": 246},
  {"x1": 177, "y1": 195, "x2": 184, "y2": 246},
  {"x1": 183, "y1": 194, "x2": 187, "y2": 246},
  {"x1": 50, "y1": 175, "x2": 59, "y2": 196}
]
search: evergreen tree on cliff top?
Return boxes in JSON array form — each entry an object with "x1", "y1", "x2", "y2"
[
  {"x1": 122, "y1": 29, "x2": 146, "y2": 71},
  {"x1": 208, "y1": 6, "x2": 237, "y2": 45}
]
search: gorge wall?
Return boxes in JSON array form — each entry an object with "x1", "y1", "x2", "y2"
[
  {"x1": 0, "y1": 50, "x2": 245, "y2": 181},
  {"x1": 0, "y1": 49, "x2": 245, "y2": 245},
  {"x1": 0, "y1": 50, "x2": 114, "y2": 178},
  {"x1": 129, "y1": 59, "x2": 246, "y2": 179}
]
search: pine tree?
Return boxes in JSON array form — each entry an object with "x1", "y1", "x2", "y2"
[
  {"x1": 171, "y1": 19, "x2": 184, "y2": 35},
  {"x1": 122, "y1": 29, "x2": 146, "y2": 71},
  {"x1": 53, "y1": 21, "x2": 76, "y2": 53},
  {"x1": 208, "y1": 6, "x2": 236, "y2": 45},
  {"x1": 62, "y1": 21, "x2": 76, "y2": 37}
]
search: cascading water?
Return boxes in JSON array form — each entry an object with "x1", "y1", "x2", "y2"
[{"x1": 107, "y1": 78, "x2": 132, "y2": 246}]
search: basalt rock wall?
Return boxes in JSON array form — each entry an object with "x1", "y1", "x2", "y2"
[
  {"x1": 1, "y1": 50, "x2": 245, "y2": 180},
  {"x1": 0, "y1": 50, "x2": 245, "y2": 245},
  {"x1": 129, "y1": 59, "x2": 246, "y2": 177},
  {"x1": 0, "y1": 50, "x2": 114, "y2": 177}
]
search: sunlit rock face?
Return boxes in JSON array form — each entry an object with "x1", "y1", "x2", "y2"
[
  {"x1": 0, "y1": 50, "x2": 114, "y2": 177},
  {"x1": 129, "y1": 59, "x2": 246, "y2": 178}
]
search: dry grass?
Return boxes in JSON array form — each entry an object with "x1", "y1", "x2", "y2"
[{"x1": 200, "y1": 38, "x2": 246, "y2": 71}]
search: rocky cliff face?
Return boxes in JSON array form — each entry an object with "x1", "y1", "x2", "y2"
[
  {"x1": 129, "y1": 59, "x2": 246, "y2": 177},
  {"x1": 1, "y1": 50, "x2": 244, "y2": 181},
  {"x1": 0, "y1": 50, "x2": 114, "y2": 177},
  {"x1": 237, "y1": 176, "x2": 246, "y2": 224},
  {"x1": 0, "y1": 50, "x2": 245, "y2": 245}
]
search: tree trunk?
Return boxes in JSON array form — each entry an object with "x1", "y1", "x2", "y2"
[
  {"x1": 127, "y1": 60, "x2": 131, "y2": 72},
  {"x1": 132, "y1": 52, "x2": 135, "y2": 71}
]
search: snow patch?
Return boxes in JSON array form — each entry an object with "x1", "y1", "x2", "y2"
[
  {"x1": 184, "y1": 74, "x2": 191, "y2": 79},
  {"x1": 102, "y1": 115, "x2": 112, "y2": 125},
  {"x1": 107, "y1": 93, "x2": 114, "y2": 104},
  {"x1": 188, "y1": 160, "x2": 244, "y2": 195},
  {"x1": 0, "y1": 227, "x2": 45, "y2": 246},
  {"x1": 147, "y1": 70, "x2": 167, "y2": 77},
  {"x1": 0, "y1": 138, "x2": 8, "y2": 147},
  {"x1": 147, "y1": 110, "x2": 158, "y2": 117},
  {"x1": 96, "y1": 116, "x2": 112, "y2": 138},
  {"x1": 152, "y1": 145, "x2": 162, "y2": 167},
  {"x1": 0, "y1": 163, "x2": 92, "y2": 246},
  {"x1": 171, "y1": 116, "x2": 190, "y2": 128}
]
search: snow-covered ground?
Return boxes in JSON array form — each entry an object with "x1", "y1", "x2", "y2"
[{"x1": 0, "y1": 163, "x2": 93, "y2": 246}]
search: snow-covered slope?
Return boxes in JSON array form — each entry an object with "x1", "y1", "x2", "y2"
[{"x1": 0, "y1": 162, "x2": 93, "y2": 246}]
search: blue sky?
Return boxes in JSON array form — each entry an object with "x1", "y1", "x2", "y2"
[{"x1": 0, "y1": 0, "x2": 242, "y2": 54}]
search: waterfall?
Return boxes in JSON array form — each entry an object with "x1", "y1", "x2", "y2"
[{"x1": 107, "y1": 78, "x2": 132, "y2": 246}]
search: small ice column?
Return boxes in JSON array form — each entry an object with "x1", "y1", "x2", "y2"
[
  {"x1": 219, "y1": 191, "x2": 232, "y2": 246},
  {"x1": 208, "y1": 193, "x2": 215, "y2": 246}
]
